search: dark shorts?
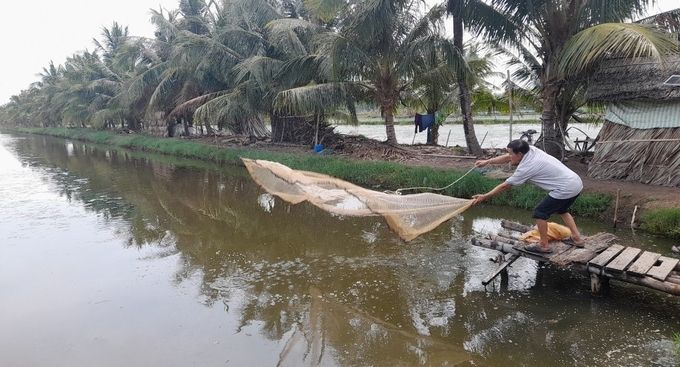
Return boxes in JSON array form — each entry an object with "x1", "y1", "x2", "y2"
[{"x1": 532, "y1": 194, "x2": 579, "y2": 220}]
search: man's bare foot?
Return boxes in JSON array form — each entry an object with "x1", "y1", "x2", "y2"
[
  {"x1": 525, "y1": 244, "x2": 553, "y2": 253},
  {"x1": 564, "y1": 237, "x2": 585, "y2": 248}
]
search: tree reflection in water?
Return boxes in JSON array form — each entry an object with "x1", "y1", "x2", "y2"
[
  {"x1": 11, "y1": 136, "x2": 477, "y2": 365},
  {"x1": 8, "y1": 134, "x2": 679, "y2": 367}
]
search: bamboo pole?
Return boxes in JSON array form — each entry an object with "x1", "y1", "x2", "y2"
[
  {"x1": 507, "y1": 70, "x2": 513, "y2": 143},
  {"x1": 587, "y1": 265, "x2": 680, "y2": 296},
  {"x1": 501, "y1": 220, "x2": 532, "y2": 233},
  {"x1": 613, "y1": 189, "x2": 620, "y2": 228},
  {"x1": 483, "y1": 254, "x2": 520, "y2": 285},
  {"x1": 471, "y1": 238, "x2": 548, "y2": 263},
  {"x1": 417, "y1": 153, "x2": 476, "y2": 159},
  {"x1": 314, "y1": 112, "x2": 320, "y2": 147},
  {"x1": 597, "y1": 138, "x2": 680, "y2": 144}
]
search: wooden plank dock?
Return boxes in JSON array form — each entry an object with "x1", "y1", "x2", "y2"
[{"x1": 471, "y1": 220, "x2": 680, "y2": 296}]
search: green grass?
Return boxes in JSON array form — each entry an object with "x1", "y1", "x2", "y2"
[
  {"x1": 640, "y1": 208, "x2": 680, "y2": 240},
  {"x1": 10, "y1": 127, "x2": 611, "y2": 219},
  {"x1": 674, "y1": 333, "x2": 680, "y2": 354}
]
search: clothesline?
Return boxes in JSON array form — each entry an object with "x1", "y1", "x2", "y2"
[{"x1": 596, "y1": 138, "x2": 680, "y2": 144}]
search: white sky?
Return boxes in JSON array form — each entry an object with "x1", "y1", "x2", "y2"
[{"x1": 1, "y1": 0, "x2": 677, "y2": 104}]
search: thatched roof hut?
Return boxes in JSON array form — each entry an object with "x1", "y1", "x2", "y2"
[
  {"x1": 586, "y1": 55, "x2": 680, "y2": 187},
  {"x1": 635, "y1": 7, "x2": 680, "y2": 39},
  {"x1": 587, "y1": 56, "x2": 680, "y2": 102}
]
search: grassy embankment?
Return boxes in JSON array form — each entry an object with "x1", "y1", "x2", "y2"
[
  {"x1": 640, "y1": 209, "x2": 680, "y2": 240},
  {"x1": 15, "y1": 128, "x2": 612, "y2": 220}
]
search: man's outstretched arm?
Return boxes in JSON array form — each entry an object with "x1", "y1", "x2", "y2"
[
  {"x1": 475, "y1": 154, "x2": 511, "y2": 168},
  {"x1": 471, "y1": 182, "x2": 512, "y2": 205}
]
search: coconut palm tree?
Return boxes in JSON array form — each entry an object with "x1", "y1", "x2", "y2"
[
  {"x1": 190, "y1": 0, "x2": 315, "y2": 139},
  {"x1": 28, "y1": 61, "x2": 64, "y2": 127},
  {"x1": 403, "y1": 42, "x2": 495, "y2": 145},
  {"x1": 88, "y1": 22, "x2": 161, "y2": 130},
  {"x1": 470, "y1": 0, "x2": 676, "y2": 153},
  {"x1": 274, "y1": 1, "x2": 466, "y2": 145},
  {"x1": 446, "y1": 0, "x2": 499, "y2": 155},
  {"x1": 129, "y1": 0, "x2": 290, "y2": 138}
]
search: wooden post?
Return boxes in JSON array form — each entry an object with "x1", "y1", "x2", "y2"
[
  {"x1": 500, "y1": 264, "x2": 509, "y2": 287},
  {"x1": 314, "y1": 112, "x2": 320, "y2": 147},
  {"x1": 590, "y1": 274, "x2": 601, "y2": 294},
  {"x1": 631, "y1": 205, "x2": 638, "y2": 228},
  {"x1": 590, "y1": 274, "x2": 609, "y2": 295},
  {"x1": 507, "y1": 70, "x2": 513, "y2": 143},
  {"x1": 613, "y1": 189, "x2": 620, "y2": 228},
  {"x1": 482, "y1": 254, "x2": 519, "y2": 286},
  {"x1": 445, "y1": 130, "x2": 451, "y2": 147}
]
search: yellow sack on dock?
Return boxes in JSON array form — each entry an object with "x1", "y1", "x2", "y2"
[
  {"x1": 520, "y1": 222, "x2": 572, "y2": 243},
  {"x1": 242, "y1": 158, "x2": 473, "y2": 241}
]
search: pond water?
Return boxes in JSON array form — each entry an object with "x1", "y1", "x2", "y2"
[
  {"x1": 334, "y1": 123, "x2": 602, "y2": 148},
  {"x1": 0, "y1": 133, "x2": 677, "y2": 367}
]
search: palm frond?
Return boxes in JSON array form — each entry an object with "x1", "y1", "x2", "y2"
[
  {"x1": 266, "y1": 18, "x2": 316, "y2": 57},
  {"x1": 462, "y1": 0, "x2": 522, "y2": 43},
  {"x1": 147, "y1": 68, "x2": 182, "y2": 112},
  {"x1": 559, "y1": 23, "x2": 678, "y2": 77},
  {"x1": 276, "y1": 54, "x2": 330, "y2": 87},
  {"x1": 194, "y1": 88, "x2": 268, "y2": 136},
  {"x1": 402, "y1": 3, "x2": 446, "y2": 46},
  {"x1": 274, "y1": 83, "x2": 358, "y2": 124},
  {"x1": 304, "y1": 0, "x2": 346, "y2": 23},
  {"x1": 213, "y1": 26, "x2": 266, "y2": 55},
  {"x1": 232, "y1": 56, "x2": 284, "y2": 88},
  {"x1": 314, "y1": 32, "x2": 370, "y2": 79},
  {"x1": 168, "y1": 91, "x2": 227, "y2": 118},
  {"x1": 87, "y1": 79, "x2": 120, "y2": 95},
  {"x1": 128, "y1": 63, "x2": 168, "y2": 104},
  {"x1": 586, "y1": 0, "x2": 651, "y2": 24}
]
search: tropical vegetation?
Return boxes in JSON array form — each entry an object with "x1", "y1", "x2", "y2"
[{"x1": 0, "y1": 0, "x2": 678, "y2": 154}]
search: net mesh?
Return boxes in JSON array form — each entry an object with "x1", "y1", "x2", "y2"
[{"x1": 242, "y1": 158, "x2": 473, "y2": 241}]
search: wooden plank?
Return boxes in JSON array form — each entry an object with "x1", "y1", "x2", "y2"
[
  {"x1": 626, "y1": 251, "x2": 661, "y2": 276},
  {"x1": 500, "y1": 220, "x2": 532, "y2": 233},
  {"x1": 482, "y1": 254, "x2": 520, "y2": 286},
  {"x1": 646, "y1": 256, "x2": 680, "y2": 281},
  {"x1": 606, "y1": 247, "x2": 642, "y2": 272},
  {"x1": 512, "y1": 245, "x2": 551, "y2": 262},
  {"x1": 588, "y1": 244, "x2": 625, "y2": 268}
]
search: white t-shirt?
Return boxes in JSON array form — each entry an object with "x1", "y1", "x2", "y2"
[{"x1": 505, "y1": 146, "x2": 583, "y2": 199}]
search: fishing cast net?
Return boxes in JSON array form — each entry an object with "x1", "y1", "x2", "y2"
[{"x1": 242, "y1": 158, "x2": 473, "y2": 241}]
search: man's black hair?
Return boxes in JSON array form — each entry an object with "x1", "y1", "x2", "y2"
[{"x1": 507, "y1": 139, "x2": 530, "y2": 154}]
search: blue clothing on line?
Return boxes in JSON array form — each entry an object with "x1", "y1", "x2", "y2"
[{"x1": 414, "y1": 113, "x2": 435, "y2": 133}]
